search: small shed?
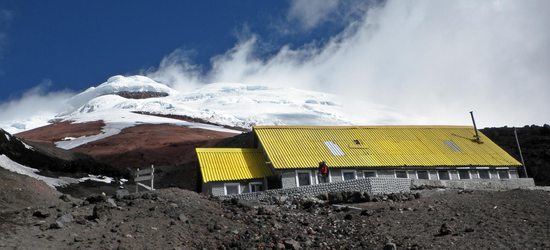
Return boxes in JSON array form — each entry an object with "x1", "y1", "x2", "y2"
[{"x1": 196, "y1": 148, "x2": 272, "y2": 196}]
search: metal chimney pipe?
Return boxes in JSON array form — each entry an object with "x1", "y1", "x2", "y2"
[{"x1": 469, "y1": 111, "x2": 481, "y2": 143}]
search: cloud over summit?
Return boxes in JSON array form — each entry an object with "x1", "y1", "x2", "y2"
[{"x1": 147, "y1": 0, "x2": 550, "y2": 127}]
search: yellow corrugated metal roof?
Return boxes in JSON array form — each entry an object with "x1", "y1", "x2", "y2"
[
  {"x1": 254, "y1": 126, "x2": 521, "y2": 169},
  {"x1": 196, "y1": 148, "x2": 272, "y2": 183}
]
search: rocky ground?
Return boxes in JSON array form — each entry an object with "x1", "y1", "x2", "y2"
[{"x1": 1, "y1": 188, "x2": 549, "y2": 249}]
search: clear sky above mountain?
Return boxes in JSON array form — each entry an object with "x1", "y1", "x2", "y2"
[
  {"x1": 0, "y1": 1, "x2": 549, "y2": 127},
  {"x1": 0, "y1": 0, "x2": 348, "y2": 99}
]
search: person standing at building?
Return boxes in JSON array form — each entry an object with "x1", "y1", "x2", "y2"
[{"x1": 318, "y1": 161, "x2": 329, "y2": 183}]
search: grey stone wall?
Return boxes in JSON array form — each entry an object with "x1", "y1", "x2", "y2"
[
  {"x1": 219, "y1": 177, "x2": 411, "y2": 200},
  {"x1": 411, "y1": 178, "x2": 535, "y2": 190}
]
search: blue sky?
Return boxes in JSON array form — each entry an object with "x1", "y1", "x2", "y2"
[
  {"x1": 0, "y1": 1, "x2": 549, "y2": 127},
  {"x1": 0, "y1": 0, "x2": 347, "y2": 100}
]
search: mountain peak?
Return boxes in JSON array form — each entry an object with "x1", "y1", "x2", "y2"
[{"x1": 68, "y1": 75, "x2": 178, "y2": 109}]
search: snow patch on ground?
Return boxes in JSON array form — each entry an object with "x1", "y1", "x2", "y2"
[
  {"x1": 78, "y1": 174, "x2": 114, "y2": 184},
  {"x1": 0, "y1": 155, "x2": 76, "y2": 188},
  {"x1": 4, "y1": 134, "x2": 10, "y2": 141},
  {"x1": 55, "y1": 111, "x2": 240, "y2": 150},
  {"x1": 20, "y1": 141, "x2": 34, "y2": 150},
  {"x1": 0, "y1": 155, "x2": 121, "y2": 188}
]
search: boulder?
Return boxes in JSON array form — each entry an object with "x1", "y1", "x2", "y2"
[
  {"x1": 438, "y1": 223, "x2": 452, "y2": 236},
  {"x1": 85, "y1": 195, "x2": 107, "y2": 204},
  {"x1": 56, "y1": 214, "x2": 74, "y2": 224},
  {"x1": 383, "y1": 242, "x2": 397, "y2": 250},
  {"x1": 32, "y1": 210, "x2": 50, "y2": 219},
  {"x1": 91, "y1": 204, "x2": 111, "y2": 220},
  {"x1": 284, "y1": 239, "x2": 301, "y2": 250},
  {"x1": 328, "y1": 192, "x2": 344, "y2": 204}
]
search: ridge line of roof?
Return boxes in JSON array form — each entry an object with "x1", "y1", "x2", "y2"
[
  {"x1": 196, "y1": 148, "x2": 260, "y2": 153},
  {"x1": 253, "y1": 125, "x2": 475, "y2": 129}
]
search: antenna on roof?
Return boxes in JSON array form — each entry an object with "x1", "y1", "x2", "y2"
[{"x1": 469, "y1": 111, "x2": 482, "y2": 143}]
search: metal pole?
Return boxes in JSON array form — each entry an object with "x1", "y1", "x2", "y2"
[
  {"x1": 136, "y1": 168, "x2": 140, "y2": 193},
  {"x1": 469, "y1": 111, "x2": 481, "y2": 143},
  {"x1": 151, "y1": 165, "x2": 155, "y2": 191},
  {"x1": 514, "y1": 128, "x2": 528, "y2": 178}
]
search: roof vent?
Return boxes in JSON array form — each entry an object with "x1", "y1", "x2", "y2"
[{"x1": 324, "y1": 141, "x2": 345, "y2": 156}]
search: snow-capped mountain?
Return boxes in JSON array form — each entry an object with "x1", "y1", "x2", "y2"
[
  {"x1": 2, "y1": 75, "x2": 408, "y2": 149},
  {"x1": 58, "y1": 76, "x2": 357, "y2": 128}
]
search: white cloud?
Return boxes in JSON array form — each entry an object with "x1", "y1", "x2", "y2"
[
  {"x1": 287, "y1": 0, "x2": 340, "y2": 30},
  {"x1": 147, "y1": 0, "x2": 550, "y2": 127},
  {"x1": 0, "y1": 9, "x2": 14, "y2": 57},
  {"x1": 286, "y1": 0, "x2": 376, "y2": 31},
  {"x1": 142, "y1": 49, "x2": 203, "y2": 92},
  {"x1": 0, "y1": 80, "x2": 74, "y2": 133}
]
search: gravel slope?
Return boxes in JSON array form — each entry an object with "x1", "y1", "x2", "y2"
[{"x1": 1, "y1": 188, "x2": 548, "y2": 249}]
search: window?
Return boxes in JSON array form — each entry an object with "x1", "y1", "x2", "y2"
[
  {"x1": 478, "y1": 170, "x2": 490, "y2": 179},
  {"x1": 315, "y1": 170, "x2": 331, "y2": 184},
  {"x1": 353, "y1": 139, "x2": 361, "y2": 145},
  {"x1": 395, "y1": 171, "x2": 408, "y2": 178},
  {"x1": 224, "y1": 183, "x2": 240, "y2": 195},
  {"x1": 297, "y1": 171, "x2": 312, "y2": 187},
  {"x1": 249, "y1": 182, "x2": 263, "y2": 193},
  {"x1": 417, "y1": 171, "x2": 430, "y2": 180},
  {"x1": 324, "y1": 141, "x2": 345, "y2": 156},
  {"x1": 509, "y1": 170, "x2": 518, "y2": 178},
  {"x1": 363, "y1": 171, "x2": 377, "y2": 178},
  {"x1": 342, "y1": 170, "x2": 357, "y2": 181},
  {"x1": 458, "y1": 170, "x2": 470, "y2": 179},
  {"x1": 438, "y1": 170, "x2": 450, "y2": 180},
  {"x1": 498, "y1": 170, "x2": 510, "y2": 179}
]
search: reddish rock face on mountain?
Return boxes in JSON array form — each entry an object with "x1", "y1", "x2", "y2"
[
  {"x1": 16, "y1": 121, "x2": 240, "y2": 191},
  {"x1": 17, "y1": 121, "x2": 105, "y2": 145}
]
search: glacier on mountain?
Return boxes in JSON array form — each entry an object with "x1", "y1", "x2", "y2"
[{"x1": 1, "y1": 75, "x2": 408, "y2": 137}]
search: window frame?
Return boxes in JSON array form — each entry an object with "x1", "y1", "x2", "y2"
[
  {"x1": 341, "y1": 170, "x2": 357, "y2": 181},
  {"x1": 437, "y1": 170, "x2": 450, "y2": 180},
  {"x1": 395, "y1": 170, "x2": 409, "y2": 179},
  {"x1": 363, "y1": 170, "x2": 378, "y2": 178},
  {"x1": 248, "y1": 182, "x2": 264, "y2": 193},
  {"x1": 497, "y1": 170, "x2": 510, "y2": 179},
  {"x1": 224, "y1": 183, "x2": 241, "y2": 195},
  {"x1": 478, "y1": 170, "x2": 491, "y2": 179},
  {"x1": 458, "y1": 170, "x2": 471, "y2": 180},
  {"x1": 295, "y1": 170, "x2": 313, "y2": 187},
  {"x1": 416, "y1": 170, "x2": 430, "y2": 180}
]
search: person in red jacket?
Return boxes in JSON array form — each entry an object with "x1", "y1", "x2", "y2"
[{"x1": 318, "y1": 161, "x2": 329, "y2": 183}]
